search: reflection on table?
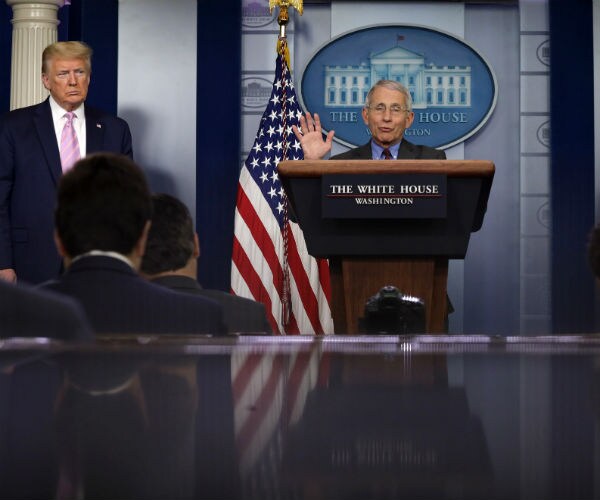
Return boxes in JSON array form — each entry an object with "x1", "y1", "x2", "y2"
[{"x1": 0, "y1": 334, "x2": 599, "y2": 499}]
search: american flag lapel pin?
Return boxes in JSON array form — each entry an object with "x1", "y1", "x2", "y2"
[{"x1": 96, "y1": 123, "x2": 102, "y2": 128}]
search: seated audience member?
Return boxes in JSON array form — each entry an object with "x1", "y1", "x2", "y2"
[
  {"x1": 141, "y1": 193, "x2": 272, "y2": 334},
  {"x1": 0, "y1": 280, "x2": 92, "y2": 340},
  {"x1": 40, "y1": 153, "x2": 226, "y2": 335}
]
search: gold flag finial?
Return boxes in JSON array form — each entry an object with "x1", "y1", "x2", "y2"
[
  {"x1": 270, "y1": 0, "x2": 303, "y2": 68},
  {"x1": 269, "y1": 0, "x2": 303, "y2": 38}
]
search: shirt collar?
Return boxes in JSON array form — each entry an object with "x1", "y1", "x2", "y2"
[
  {"x1": 71, "y1": 250, "x2": 135, "y2": 269},
  {"x1": 370, "y1": 140, "x2": 401, "y2": 160},
  {"x1": 48, "y1": 95, "x2": 85, "y2": 121}
]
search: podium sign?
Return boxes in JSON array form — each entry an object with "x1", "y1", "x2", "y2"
[
  {"x1": 278, "y1": 159, "x2": 494, "y2": 334},
  {"x1": 322, "y1": 173, "x2": 447, "y2": 219}
]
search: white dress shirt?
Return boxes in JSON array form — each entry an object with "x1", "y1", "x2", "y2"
[{"x1": 48, "y1": 96, "x2": 87, "y2": 157}]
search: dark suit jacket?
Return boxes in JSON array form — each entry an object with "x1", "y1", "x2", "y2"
[
  {"x1": 0, "y1": 280, "x2": 92, "y2": 341},
  {"x1": 0, "y1": 98, "x2": 133, "y2": 284},
  {"x1": 40, "y1": 256, "x2": 226, "y2": 336},
  {"x1": 330, "y1": 139, "x2": 447, "y2": 160},
  {"x1": 151, "y1": 275, "x2": 272, "y2": 334}
]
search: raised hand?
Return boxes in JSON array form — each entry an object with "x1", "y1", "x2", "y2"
[
  {"x1": 292, "y1": 112, "x2": 335, "y2": 160},
  {"x1": 0, "y1": 268, "x2": 17, "y2": 283}
]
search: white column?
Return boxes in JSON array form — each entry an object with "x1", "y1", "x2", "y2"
[{"x1": 6, "y1": 0, "x2": 65, "y2": 110}]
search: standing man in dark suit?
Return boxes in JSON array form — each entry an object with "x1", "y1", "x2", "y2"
[
  {"x1": 292, "y1": 79, "x2": 445, "y2": 161},
  {"x1": 40, "y1": 153, "x2": 226, "y2": 336},
  {"x1": 141, "y1": 193, "x2": 272, "y2": 334},
  {"x1": 0, "y1": 41, "x2": 133, "y2": 285}
]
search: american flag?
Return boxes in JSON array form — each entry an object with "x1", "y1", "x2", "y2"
[{"x1": 231, "y1": 50, "x2": 333, "y2": 335}]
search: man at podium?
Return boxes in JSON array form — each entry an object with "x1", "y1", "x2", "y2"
[{"x1": 292, "y1": 79, "x2": 445, "y2": 161}]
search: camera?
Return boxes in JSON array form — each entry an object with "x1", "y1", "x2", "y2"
[{"x1": 359, "y1": 285, "x2": 426, "y2": 334}]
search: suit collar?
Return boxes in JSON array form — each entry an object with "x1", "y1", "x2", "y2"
[
  {"x1": 151, "y1": 274, "x2": 202, "y2": 291},
  {"x1": 366, "y1": 138, "x2": 415, "y2": 159},
  {"x1": 84, "y1": 106, "x2": 104, "y2": 154},
  {"x1": 397, "y1": 138, "x2": 417, "y2": 159},
  {"x1": 66, "y1": 254, "x2": 138, "y2": 276},
  {"x1": 33, "y1": 98, "x2": 62, "y2": 186}
]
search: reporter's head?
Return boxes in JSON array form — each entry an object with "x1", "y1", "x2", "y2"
[
  {"x1": 141, "y1": 193, "x2": 196, "y2": 276},
  {"x1": 54, "y1": 153, "x2": 152, "y2": 264}
]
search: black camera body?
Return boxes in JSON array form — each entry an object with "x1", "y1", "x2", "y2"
[{"x1": 359, "y1": 285, "x2": 426, "y2": 334}]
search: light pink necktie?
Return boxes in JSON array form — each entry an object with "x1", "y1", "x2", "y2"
[{"x1": 60, "y1": 112, "x2": 81, "y2": 172}]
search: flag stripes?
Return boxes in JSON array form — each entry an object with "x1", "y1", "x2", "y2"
[{"x1": 231, "y1": 52, "x2": 333, "y2": 334}]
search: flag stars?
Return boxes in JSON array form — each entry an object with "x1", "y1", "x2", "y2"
[
  {"x1": 270, "y1": 94, "x2": 280, "y2": 105},
  {"x1": 276, "y1": 202, "x2": 285, "y2": 214},
  {"x1": 265, "y1": 141, "x2": 274, "y2": 153},
  {"x1": 250, "y1": 157, "x2": 259, "y2": 169},
  {"x1": 268, "y1": 187, "x2": 277, "y2": 198},
  {"x1": 252, "y1": 143, "x2": 262, "y2": 153},
  {"x1": 259, "y1": 172, "x2": 269, "y2": 183},
  {"x1": 269, "y1": 110, "x2": 278, "y2": 122},
  {"x1": 274, "y1": 80, "x2": 282, "y2": 90},
  {"x1": 266, "y1": 126, "x2": 276, "y2": 137},
  {"x1": 271, "y1": 171, "x2": 279, "y2": 182},
  {"x1": 275, "y1": 140, "x2": 283, "y2": 151},
  {"x1": 292, "y1": 140, "x2": 302, "y2": 152},
  {"x1": 261, "y1": 156, "x2": 272, "y2": 168},
  {"x1": 285, "y1": 125, "x2": 294, "y2": 136}
]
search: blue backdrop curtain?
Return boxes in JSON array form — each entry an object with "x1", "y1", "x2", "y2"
[{"x1": 549, "y1": 0, "x2": 595, "y2": 333}]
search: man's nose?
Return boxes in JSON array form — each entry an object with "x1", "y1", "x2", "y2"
[{"x1": 67, "y1": 72, "x2": 77, "y2": 85}]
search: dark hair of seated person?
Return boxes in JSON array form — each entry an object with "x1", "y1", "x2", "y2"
[
  {"x1": 141, "y1": 193, "x2": 195, "y2": 275},
  {"x1": 55, "y1": 153, "x2": 152, "y2": 257}
]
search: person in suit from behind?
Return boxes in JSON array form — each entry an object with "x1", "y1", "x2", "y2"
[
  {"x1": 0, "y1": 280, "x2": 92, "y2": 341},
  {"x1": 0, "y1": 41, "x2": 133, "y2": 285},
  {"x1": 292, "y1": 79, "x2": 446, "y2": 161},
  {"x1": 141, "y1": 193, "x2": 272, "y2": 334},
  {"x1": 40, "y1": 153, "x2": 226, "y2": 336}
]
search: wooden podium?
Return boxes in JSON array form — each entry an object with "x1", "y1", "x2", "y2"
[{"x1": 277, "y1": 160, "x2": 494, "y2": 334}]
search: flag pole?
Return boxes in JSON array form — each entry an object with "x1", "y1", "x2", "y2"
[
  {"x1": 270, "y1": 0, "x2": 303, "y2": 71},
  {"x1": 270, "y1": 0, "x2": 303, "y2": 331}
]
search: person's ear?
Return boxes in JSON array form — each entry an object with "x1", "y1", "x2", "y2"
[
  {"x1": 362, "y1": 107, "x2": 369, "y2": 125},
  {"x1": 134, "y1": 221, "x2": 152, "y2": 259},
  {"x1": 42, "y1": 73, "x2": 51, "y2": 91},
  {"x1": 193, "y1": 233, "x2": 200, "y2": 259},
  {"x1": 54, "y1": 229, "x2": 73, "y2": 268},
  {"x1": 53, "y1": 229, "x2": 67, "y2": 257}
]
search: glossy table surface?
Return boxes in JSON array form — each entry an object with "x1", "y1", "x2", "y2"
[{"x1": 1, "y1": 334, "x2": 599, "y2": 500}]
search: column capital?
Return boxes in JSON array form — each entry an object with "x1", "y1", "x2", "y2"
[
  {"x1": 6, "y1": 0, "x2": 64, "y2": 109},
  {"x1": 6, "y1": 0, "x2": 66, "y2": 7}
]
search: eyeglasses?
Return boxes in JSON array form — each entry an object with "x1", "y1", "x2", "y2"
[{"x1": 366, "y1": 104, "x2": 410, "y2": 115}]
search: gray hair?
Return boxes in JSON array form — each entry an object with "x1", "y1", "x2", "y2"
[{"x1": 365, "y1": 79, "x2": 413, "y2": 111}]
